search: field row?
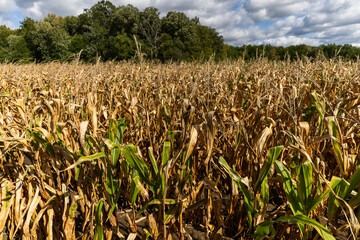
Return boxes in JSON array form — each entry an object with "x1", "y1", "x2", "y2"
[{"x1": 1, "y1": 59, "x2": 359, "y2": 239}]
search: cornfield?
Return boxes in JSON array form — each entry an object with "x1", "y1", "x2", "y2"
[{"x1": 1, "y1": 58, "x2": 360, "y2": 239}]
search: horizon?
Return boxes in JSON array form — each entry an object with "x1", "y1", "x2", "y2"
[{"x1": 1, "y1": 0, "x2": 360, "y2": 47}]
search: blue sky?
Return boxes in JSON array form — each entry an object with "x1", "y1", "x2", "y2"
[{"x1": 2, "y1": 0, "x2": 360, "y2": 47}]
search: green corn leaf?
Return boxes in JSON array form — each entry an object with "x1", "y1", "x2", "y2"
[
  {"x1": 349, "y1": 191, "x2": 360, "y2": 208},
  {"x1": 136, "y1": 199, "x2": 177, "y2": 216},
  {"x1": 162, "y1": 141, "x2": 171, "y2": 167},
  {"x1": 0, "y1": 92, "x2": 10, "y2": 97},
  {"x1": 255, "y1": 214, "x2": 335, "y2": 240},
  {"x1": 148, "y1": 147, "x2": 159, "y2": 177},
  {"x1": 308, "y1": 176, "x2": 342, "y2": 213},
  {"x1": 114, "y1": 119, "x2": 126, "y2": 143},
  {"x1": 103, "y1": 138, "x2": 121, "y2": 150},
  {"x1": 311, "y1": 91, "x2": 324, "y2": 120},
  {"x1": 31, "y1": 131, "x2": 55, "y2": 157},
  {"x1": 121, "y1": 144, "x2": 152, "y2": 186},
  {"x1": 254, "y1": 145, "x2": 283, "y2": 193},
  {"x1": 219, "y1": 156, "x2": 256, "y2": 214},
  {"x1": 143, "y1": 229, "x2": 152, "y2": 239},
  {"x1": 105, "y1": 168, "x2": 114, "y2": 195},
  {"x1": 4, "y1": 182, "x2": 11, "y2": 208},
  {"x1": 106, "y1": 184, "x2": 121, "y2": 222},
  {"x1": 110, "y1": 118, "x2": 126, "y2": 166},
  {"x1": 161, "y1": 172, "x2": 166, "y2": 197},
  {"x1": 35, "y1": 118, "x2": 41, "y2": 127},
  {"x1": 86, "y1": 135, "x2": 101, "y2": 152},
  {"x1": 164, "y1": 204, "x2": 178, "y2": 224},
  {"x1": 130, "y1": 176, "x2": 140, "y2": 206},
  {"x1": 274, "y1": 160, "x2": 303, "y2": 214},
  {"x1": 296, "y1": 160, "x2": 312, "y2": 213},
  {"x1": 95, "y1": 198, "x2": 105, "y2": 224},
  {"x1": 328, "y1": 177, "x2": 348, "y2": 221},
  {"x1": 94, "y1": 225, "x2": 103, "y2": 240},
  {"x1": 108, "y1": 119, "x2": 117, "y2": 142},
  {"x1": 254, "y1": 221, "x2": 275, "y2": 240},
  {"x1": 185, "y1": 199, "x2": 206, "y2": 212},
  {"x1": 106, "y1": 201, "x2": 118, "y2": 223},
  {"x1": 276, "y1": 214, "x2": 335, "y2": 240},
  {"x1": 94, "y1": 198, "x2": 105, "y2": 240},
  {"x1": 326, "y1": 116, "x2": 345, "y2": 175},
  {"x1": 132, "y1": 175, "x2": 149, "y2": 199},
  {"x1": 260, "y1": 176, "x2": 269, "y2": 212},
  {"x1": 68, "y1": 198, "x2": 79, "y2": 219},
  {"x1": 75, "y1": 164, "x2": 82, "y2": 180},
  {"x1": 344, "y1": 165, "x2": 360, "y2": 198},
  {"x1": 167, "y1": 130, "x2": 176, "y2": 146}
]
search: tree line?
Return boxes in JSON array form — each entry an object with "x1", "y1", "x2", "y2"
[
  {"x1": 225, "y1": 44, "x2": 360, "y2": 61},
  {"x1": 0, "y1": 1, "x2": 224, "y2": 62},
  {"x1": 1, "y1": 0, "x2": 360, "y2": 63}
]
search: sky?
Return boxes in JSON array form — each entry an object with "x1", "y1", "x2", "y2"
[{"x1": 2, "y1": 0, "x2": 360, "y2": 47}]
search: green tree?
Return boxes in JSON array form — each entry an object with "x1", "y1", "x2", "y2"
[
  {"x1": 0, "y1": 25, "x2": 12, "y2": 48},
  {"x1": 158, "y1": 33, "x2": 183, "y2": 61},
  {"x1": 110, "y1": 32, "x2": 136, "y2": 59},
  {"x1": 160, "y1": 11, "x2": 200, "y2": 61},
  {"x1": 6, "y1": 35, "x2": 31, "y2": 61},
  {"x1": 24, "y1": 14, "x2": 70, "y2": 61},
  {"x1": 195, "y1": 24, "x2": 224, "y2": 60},
  {"x1": 85, "y1": 0, "x2": 115, "y2": 30},
  {"x1": 64, "y1": 16, "x2": 81, "y2": 36},
  {"x1": 111, "y1": 4, "x2": 140, "y2": 36},
  {"x1": 68, "y1": 35, "x2": 89, "y2": 55},
  {"x1": 0, "y1": 25, "x2": 12, "y2": 61},
  {"x1": 20, "y1": 17, "x2": 38, "y2": 59},
  {"x1": 80, "y1": 1, "x2": 116, "y2": 60},
  {"x1": 139, "y1": 7, "x2": 161, "y2": 59}
]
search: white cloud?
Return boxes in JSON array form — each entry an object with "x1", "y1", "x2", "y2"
[
  {"x1": 1, "y1": 0, "x2": 360, "y2": 46},
  {"x1": 244, "y1": 0, "x2": 311, "y2": 21},
  {"x1": 0, "y1": 0, "x2": 17, "y2": 13},
  {"x1": 261, "y1": 36, "x2": 321, "y2": 46},
  {"x1": 0, "y1": 16, "x2": 17, "y2": 28}
]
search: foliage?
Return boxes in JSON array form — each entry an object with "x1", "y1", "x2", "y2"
[{"x1": 25, "y1": 14, "x2": 70, "y2": 61}]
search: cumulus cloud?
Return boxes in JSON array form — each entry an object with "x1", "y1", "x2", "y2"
[
  {"x1": 0, "y1": 1, "x2": 15, "y2": 11},
  {"x1": 14, "y1": 0, "x2": 35, "y2": 9},
  {"x1": 1, "y1": 0, "x2": 360, "y2": 46},
  {"x1": 16, "y1": 0, "x2": 97, "y2": 18},
  {"x1": 0, "y1": 15, "x2": 17, "y2": 28},
  {"x1": 261, "y1": 36, "x2": 321, "y2": 46}
]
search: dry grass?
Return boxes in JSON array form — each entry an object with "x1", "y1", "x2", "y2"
[{"x1": 0, "y1": 58, "x2": 360, "y2": 239}]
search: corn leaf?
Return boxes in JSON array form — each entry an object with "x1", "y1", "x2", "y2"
[
  {"x1": 344, "y1": 165, "x2": 360, "y2": 198},
  {"x1": 31, "y1": 131, "x2": 55, "y2": 157},
  {"x1": 162, "y1": 141, "x2": 171, "y2": 167},
  {"x1": 60, "y1": 152, "x2": 106, "y2": 172},
  {"x1": 121, "y1": 144, "x2": 152, "y2": 186},
  {"x1": 254, "y1": 145, "x2": 283, "y2": 193},
  {"x1": 296, "y1": 160, "x2": 312, "y2": 214},
  {"x1": 274, "y1": 160, "x2": 303, "y2": 214},
  {"x1": 308, "y1": 176, "x2": 342, "y2": 213},
  {"x1": 219, "y1": 156, "x2": 256, "y2": 214},
  {"x1": 256, "y1": 214, "x2": 335, "y2": 240},
  {"x1": 327, "y1": 177, "x2": 348, "y2": 221},
  {"x1": 95, "y1": 199, "x2": 105, "y2": 240},
  {"x1": 109, "y1": 118, "x2": 126, "y2": 166},
  {"x1": 148, "y1": 147, "x2": 158, "y2": 176},
  {"x1": 326, "y1": 116, "x2": 346, "y2": 175}
]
